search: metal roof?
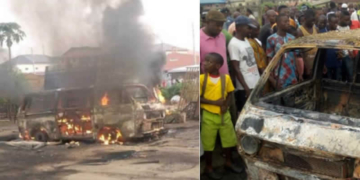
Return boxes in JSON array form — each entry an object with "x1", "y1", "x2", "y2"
[
  {"x1": 10, "y1": 55, "x2": 53, "y2": 65},
  {"x1": 200, "y1": 0, "x2": 226, "y2": 4},
  {"x1": 285, "y1": 29, "x2": 360, "y2": 49}
]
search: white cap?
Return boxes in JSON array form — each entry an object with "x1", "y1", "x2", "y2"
[{"x1": 341, "y1": 3, "x2": 348, "y2": 8}]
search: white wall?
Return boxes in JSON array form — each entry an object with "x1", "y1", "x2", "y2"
[{"x1": 16, "y1": 64, "x2": 49, "y2": 74}]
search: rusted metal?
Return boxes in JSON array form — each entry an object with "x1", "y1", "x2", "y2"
[
  {"x1": 237, "y1": 30, "x2": 360, "y2": 179},
  {"x1": 18, "y1": 84, "x2": 166, "y2": 142}
]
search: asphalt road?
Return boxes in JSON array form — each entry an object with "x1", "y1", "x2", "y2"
[{"x1": 0, "y1": 121, "x2": 200, "y2": 180}]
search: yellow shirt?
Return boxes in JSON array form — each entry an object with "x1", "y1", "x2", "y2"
[
  {"x1": 271, "y1": 18, "x2": 296, "y2": 29},
  {"x1": 200, "y1": 74, "x2": 235, "y2": 115}
]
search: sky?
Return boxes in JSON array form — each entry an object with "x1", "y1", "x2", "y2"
[{"x1": 0, "y1": 0, "x2": 200, "y2": 58}]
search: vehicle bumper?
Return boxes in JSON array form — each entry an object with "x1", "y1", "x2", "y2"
[{"x1": 242, "y1": 155, "x2": 349, "y2": 180}]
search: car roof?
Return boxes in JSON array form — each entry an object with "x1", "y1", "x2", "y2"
[{"x1": 285, "y1": 29, "x2": 360, "y2": 49}]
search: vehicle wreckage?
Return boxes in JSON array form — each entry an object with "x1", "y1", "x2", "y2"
[
  {"x1": 236, "y1": 29, "x2": 360, "y2": 179},
  {"x1": 17, "y1": 84, "x2": 166, "y2": 144}
]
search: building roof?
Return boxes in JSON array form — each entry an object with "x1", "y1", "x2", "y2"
[
  {"x1": 154, "y1": 43, "x2": 188, "y2": 52},
  {"x1": 200, "y1": 0, "x2": 226, "y2": 4},
  {"x1": 168, "y1": 65, "x2": 199, "y2": 73},
  {"x1": 9, "y1": 55, "x2": 53, "y2": 65},
  {"x1": 285, "y1": 29, "x2": 360, "y2": 49},
  {"x1": 62, "y1": 47, "x2": 102, "y2": 57}
]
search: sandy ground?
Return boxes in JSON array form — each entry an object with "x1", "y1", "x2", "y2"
[{"x1": 0, "y1": 121, "x2": 200, "y2": 180}]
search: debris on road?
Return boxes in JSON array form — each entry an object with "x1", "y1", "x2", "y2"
[{"x1": 65, "y1": 141, "x2": 80, "y2": 149}]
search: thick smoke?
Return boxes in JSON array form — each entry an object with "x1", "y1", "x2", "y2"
[
  {"x1": 98, "y1": 0, "x2": 165, "y2": 87},
  {"x1": 9, "y1": 0, "x2": 165, "y2": 90},
  {"x1": 9, "y1": 0, "x2": 109, "y2": 56}
]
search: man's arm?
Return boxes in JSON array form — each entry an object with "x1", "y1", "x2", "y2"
[
  {"x1": 231, "y1": 60, "x2": 250, "y2": 96},
  {"x1": 200, "y1": 97, "x2": 223, "y2": 106},
  {"x1": 221, "y1": 91, "x2": 233, "y2": 114}
]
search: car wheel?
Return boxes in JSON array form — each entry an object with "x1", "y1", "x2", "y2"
[{"x1": 34, "y1": 131, "x2": 49, "y2": 142}]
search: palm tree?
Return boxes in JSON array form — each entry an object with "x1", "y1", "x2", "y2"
[{"x1": 0, "y1": 23, "x2": 26, "y2": 62}]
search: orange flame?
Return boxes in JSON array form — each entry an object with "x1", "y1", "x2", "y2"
[
  {"x1": 101, "y1": 93, "x2": 109, "y2": 106},
  {"x1": 156, "y1": 89, "x2": 165, "y2": 104},
  {"x1": 98, "y1": 128, "x2": 123, "y2": 145}
]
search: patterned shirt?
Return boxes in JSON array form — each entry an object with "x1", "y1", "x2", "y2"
[{"x1": 266, "y1": 33, "x2": 297, "y2": 88}]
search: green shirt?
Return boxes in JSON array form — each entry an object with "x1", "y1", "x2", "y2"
[{"x1": 222, "y1": 29, "x2": 233, "y2": 73}]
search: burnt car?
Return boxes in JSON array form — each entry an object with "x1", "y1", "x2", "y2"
[
  {"x1": 17, "y1": 84, "x2": 166, "y2": 143},
  {"x1": 236, "y1": 29, "x2": 360, "y2": 179}
]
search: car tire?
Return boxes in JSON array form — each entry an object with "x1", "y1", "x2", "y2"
[{"x1": 34, "y1": 131, "x2": 49, "y2": 142}]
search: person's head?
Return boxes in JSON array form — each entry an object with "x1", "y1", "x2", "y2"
[
  {"x1": 249, "y1": 19, "x2": 260, "y2": 38},
  {"x1": 330, "y1": 1, "x2": 336, "y2": 10},
  {"x1": 328, "y1": 13, "x2": 338, "y2": 30},
  {"x1": 288, "y1": 26, "x2": 298, "y2": 38},
  {"x1": 204, "y1": 53, "x2": 224, "y2": 74},
  {"x1": 298, "y1": 14, "x2": 305, "y2": 26},
  {"x1": 276, "y1": 13, "x2": 290, "y2": 31},
  {"x1": 278, "y1": 5, "x2": 289, "y2": 16},
  {"x1": 349, "y1": 4, "x2": 355, "y2": 14},
  {"x1": 266, "y1": 10, "x2": 277, "y2": 24},
  {"x1": 317, "y1": 15, "x2": 327, "y2": 30},
  {"x1": 205, "y1": 10, "x2": 226, "y2": 37},
  {"x1": 341, "y1": 3, "x2": 348, "y2": 12},
  {"x1": 339, "y1": 10, "x2": 351, "y2": 27},
  {"x1": 233, "y1": 11, "x2": 241, "y2": 19},
  {"x1": 338, "y1": 3, "x2": 343, "y2": 10},
  {"x1": 304, "y1": 9, "x2": 316, "y2": 28},
  {"x1": 220, "y1": 8, "x2": 230, "y2": 17},
  {"x1": 315, "y1": 8, "x2": 324, "y2": 21},
  {"x1": 235, "y1": 16, "x2": 257, "y2": 37},
  {"x1": 264, "y1": 5, "x2": 270, "y2": 12},
  {"x1": 246, "y1": 8, "x2": 253, "y2": 16}
]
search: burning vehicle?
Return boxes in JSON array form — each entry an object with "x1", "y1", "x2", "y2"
[
  {"x1": 236, "y1": 29, "x2": 360, "y2": 179},
  {"x1": 17, "y1": 84, "x2": 166, "y2": 144}
]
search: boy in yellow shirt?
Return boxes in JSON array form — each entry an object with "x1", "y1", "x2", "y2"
[{"x1": 200, "y1": 53, "x2": 242, "y2": 179}]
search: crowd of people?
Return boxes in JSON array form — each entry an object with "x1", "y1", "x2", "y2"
[{"x1": 200, "y1": 2, "x2": 360, "y2": 179}]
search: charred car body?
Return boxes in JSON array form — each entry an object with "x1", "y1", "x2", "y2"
[
  {"x1": 237, "y1": 29, "x2": 360, "y2": 179},
  {"x1": 17, "y1": 84, "x2": 166, "y2": 143}
]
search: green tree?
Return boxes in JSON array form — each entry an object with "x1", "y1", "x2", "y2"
[{"x1": 0, "y1": 23, "x2": 26, "y2": 61}]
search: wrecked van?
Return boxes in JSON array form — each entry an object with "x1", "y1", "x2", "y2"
[
  {"x1": 236, "y1": 29, "x2": 360, "y2": 179},
  {"x1": 17, "y1": 84, "x2": 166, "y2": 143}
]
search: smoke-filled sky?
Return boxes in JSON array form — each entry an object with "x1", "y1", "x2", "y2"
[{"x1": 0, "y1": 0, "x2": 199, "y2": 58}]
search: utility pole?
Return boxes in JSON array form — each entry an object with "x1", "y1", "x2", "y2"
[{"x1": 192, "y1": 22, "x2": 196, "y2": 65}]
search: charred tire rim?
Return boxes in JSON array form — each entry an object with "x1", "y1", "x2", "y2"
[{"x1": 34, "y1": 131, "x2": 49, "y2": 142}]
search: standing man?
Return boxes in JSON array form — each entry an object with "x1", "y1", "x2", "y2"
[
  {"x1": 246, "y1": 8, "x2": 256, "y2": 20},
  {"x1": 228, "y1": 16, "x2": 260, "y2": 113},
  {"x1": 317, "y1": 15, "x2": 327, "y2": 32},
  {"x1": 349, "y1": 4, "x2": 359, "y2": 21},
  {"x1": 298, "y1": 9, "x2": 318, "y2": 78},
  {"x1": 272, "y1": 5, "x2": 296, "y2": 32},
  {"x1": 267, "y1": 14, "x2": 298, "y2": 89},
  {"x1": 228, "y1": 11, "x2": 241, "y2": 36},
  {"x1": 200, "y1": 10, "x2": 229, "y2": 75},
  {"x1": 248, "y1": 19, "x2": 267, "y2": 75},
  {"x1": 337, "y1": 10, "x2": 353, "y2": 82},
  {"x1": 221, "y1": 8, "x2": 233, "y2": 30},
  {"x1": 324, "y1": 14, "x2": 342, "y2": 80},
  {"x1": 262, "y1": 5, "x2": 271, "y2": 26},
  {"x1": 259, "y1": 10, "x2": 277, "y2": 51},
  {"x1": 327, "y1": 1, "x2": 337, "y2": 19}
]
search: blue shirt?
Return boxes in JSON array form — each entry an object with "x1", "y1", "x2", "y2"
[
  {"x1": 319, "y1": 28, "x2": 328, "y2": 33},
  {"x1": 326, "y1": 49, "x2": 342, "y2": 68},
  {"x1": 223, "y1": 16, "x2": 233, "y2": 30}
]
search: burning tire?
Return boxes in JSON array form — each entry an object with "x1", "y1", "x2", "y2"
[
  {"x1": 97, "y1": 127, "x2": 123, "y2": 145},
  {"x1": 33, "y1": 131, "x2": 49, "y2": 142}
]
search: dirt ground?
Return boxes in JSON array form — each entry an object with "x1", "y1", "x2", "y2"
[{"x1": 0, "y1": 120, "x2": 200, "y2": 180}]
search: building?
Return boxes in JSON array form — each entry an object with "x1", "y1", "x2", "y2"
[
  {"x1": 159, "y1": 44, "x2": 199, "y2": 72},
  {"x1": 9, "y1": 55, "x2": 53, "y2": 75},
  {"x1": 200, "y1": 0, "x2": 227, "y2": 11}
]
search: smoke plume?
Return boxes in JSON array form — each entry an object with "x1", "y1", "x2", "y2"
[{"x1": 9, "y1": 0, "x2": 165, "y2": 90}]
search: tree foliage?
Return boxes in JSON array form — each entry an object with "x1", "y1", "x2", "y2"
[
  {"x1": 261, "y1": 2, "x2": 275, "y2": 11},
  {"x1": 160, "y1": 83, "x2": 182, "y2": 101},
  {"x1": 0, "y1": 23, "x2": 25, "y2": 48}
]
